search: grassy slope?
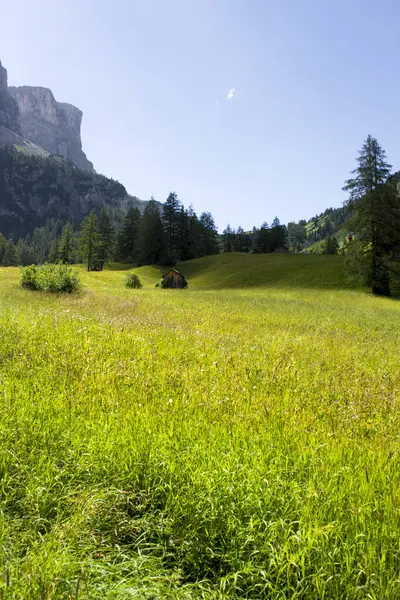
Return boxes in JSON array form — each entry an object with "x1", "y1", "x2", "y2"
[
  {"x1": 99, "y1": 253, "x2": 356, "y2": 291},
  {"x1": 171, "y1": 253, "x2": 354, "y2": 290},
  {"x1": 0, "y1": 256, "x2": 399, "y2": 598}
]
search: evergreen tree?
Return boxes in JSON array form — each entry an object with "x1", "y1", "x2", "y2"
[
  {"x1": 254, "y1": 222, "x2": 271, "y2": 253},
  {"x1": 270, "y1": 218, "x2": 287, "y2": 250},
  {"x1": 16, "y1": 239, "x2": 35, "y2": 266},
  {"x1": 234, "y1": 226, "x2": 251, "y2": 253},
  {"x1": 79, "y1": 211, "x2": 100, "y2": 271},
  {"x1": 49, "y1": 237, "x2": 60, "y2": 264},
  {"x1": 198, "y1": 212, "x2": 219, "y2": 256},
  {"x1": 116, "y1": 207, "x2": 141, "y2": 263},
  {"x1": 324, "y1": 235, "x2": 339, "y2": 255},
  {"x1": 59, "y1": 222, "x2": 75, "y2": 264},
  {"x1": 2, "y1": 240, "x2": 18, "y2": 266},
  {"x1": 0, "y1": 234, "x2": 5, "y2": 264},
  {"x1": 163, "y1": 192, "x2": 181, "y2": 264},
  {"x1": 138, "y1": 199, "x2": 167, "y2": 265},
  {"x1": 343, "y1": 135, "x2": 400, "y2": 295},
  {"x1": 97, "y1": 208, "x2": 115, "y2": 270},
  {"x1": 222, "y1": 225, "x2": 234, "y2": 252}
]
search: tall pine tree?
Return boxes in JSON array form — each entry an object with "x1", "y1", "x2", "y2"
[
  {"x1": 138, "y1": 199, "x2": 166, "y2": 265},
  {"x1": 343, "y1": 135, "x2": 400, "y2": 295},
  {"x1": 97, "y1": 208, "x2": 115, "y2": 270},
  {"x1": 59, "y1": 222, "x2": 75, "y2": 264},
  {"x1": 163, "y1": 192, "x2": 181, "y2": 264},
  {"x1": 116, "y1": 207, "x2": 141, "y2": 263},
  {"x1": 79, "y1": 211, "x2": 100, "y2": 271}
]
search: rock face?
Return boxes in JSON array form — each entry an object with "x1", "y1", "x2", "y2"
[
  {"x1": 0, "y1": 61, "x2": 20, "y2": 134},
  {"x1": 9, "y1": 86, "x2": 93, "y2": 170}
]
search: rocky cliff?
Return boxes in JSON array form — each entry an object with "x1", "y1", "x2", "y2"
[
  {"x1": 0, "y1": 61, "x2": 20, "y2": 134},
  {"x1": 9, "y1": 86, "x2": 93, "y2": 170}
]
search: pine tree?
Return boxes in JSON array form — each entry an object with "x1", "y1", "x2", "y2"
[
  {"x1": 324, "y1": 235, "x2": 339, "y2": 255},
  {"x1": 222, "y1": 225, "x2": 234, "y2": 252},
  {"x1": 79, "y1": 211, "x2": 100, "y2": 271},
  {"x1": 17, "y1": 239, "x2": 35, "y2": 266},
  {"x1": 49, "y1": 237, "x2": 60, "y2": 263},
  {"x1": 116, "y1": 207, "x2": 141, "y2": 263},
  {"x1": 343, "y1": 135, "x2": 400, "y2": 295},
  {"x1": 198, "y1": 212, "x2": 219, "y2": 256},
  {"x1": 59, "y1": 222, "x2": 74, "y2": 264},
  {"x1": 138, "y1": 199, "x2": 167, "y2": 265},
  {"x1": 97, "y1": 208, "x2": 115, "y2": 270},
  {"x1": 254, "y1": 222, "x2": 271, "y2": 253},
  {"x1": 163, "y1": 192, "x2": 181, "y2": 264},
  {"x1": 0, "y1": 234, "x2": 5, "y2": 264},
  {"x1": 2, "y1": 240, "x2": 18, "y2": 266}
]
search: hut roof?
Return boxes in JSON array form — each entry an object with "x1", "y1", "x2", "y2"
[{"x1": 162, "y1": 269, "x2": 186, "y2": 279}]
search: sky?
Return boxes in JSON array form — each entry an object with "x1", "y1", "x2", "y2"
[{"x1": 2, "y1": 0, "x2": 400, "y2": 230}]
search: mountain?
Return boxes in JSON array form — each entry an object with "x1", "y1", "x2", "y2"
[
  {"x1": 0, "y1": 59, "x2": 159, "y2": 239},
  {"x1": 0, "y1": 59, "x2": 92, "y2": 170},
  {"x1": 8, "y1": 86, "x2": 93, "y2": 170},
  {"x1": 0, "y1": 60, "x2": 49, "y2": 157}
]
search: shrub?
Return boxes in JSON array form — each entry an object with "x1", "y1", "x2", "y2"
[
  {"x1": 155, "y1": 277, "x2": 167, "y2": 288},
  {"x1": 20, "y1": 265, "x2": 40, "y2": 290},
  {"x1": 125, "y1": 272, "x2": 142, "y2": 289},
  {"x1": 20, "y1": 264, "x2": 82, "y2": 293}
]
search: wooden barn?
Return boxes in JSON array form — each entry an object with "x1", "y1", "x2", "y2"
[{"x1": 158, "y1": 269, "x2": 188, "y2": 289}]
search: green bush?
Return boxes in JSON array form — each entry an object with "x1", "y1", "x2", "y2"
[
  {"x1": 155, "y1": 277, "x2": 167, "y2": 288},
  {"x1": 125, "y1": 272, "x2": 142, "y2": 289},
  {"x1": 20, "y1": 264, "x2": 82, "y2": 293}
]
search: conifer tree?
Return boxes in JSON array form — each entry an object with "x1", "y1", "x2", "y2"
[
  {"x1": 49, "y1": 237, "x2": 60, "y2": 264},
  {"x1": 0, "y1": 233, "x2": 5, "y2": 264},
  {"x1": 198, "y1": 212, "x2": 219, "y2": 256},
  {"x1": 163, "y1": 192, "x2": 181, "y2": 264},
  {"x1": 343, "y1": 135, "x2": 400, "y2": 295},
  {"x1": 138, "y1": 199, "x2": 166, "y2": 265},
  {"x1": 222, "y1": 225, "x2": 234, "y2": 252},
  {"x1": 59, "y1": 222, "x2": 74, "y2": 264},
  {"x1": 116, "y1": 207, "x2": 141, "y2": 263},
  {"x1": 2, "y1": 239, "x2": 18, "y2": 266},
  {"x1": 79, "y1": 211, "x2": 99, "y2": 271},
  {"x1": 97, "y1": 208, "x2": 115, "y2": 270}
]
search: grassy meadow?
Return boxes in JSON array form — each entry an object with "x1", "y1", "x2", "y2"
[{"x1": 0, "y1": 254, "x2": 400, "y2": 598}]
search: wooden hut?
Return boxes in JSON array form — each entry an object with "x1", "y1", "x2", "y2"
[{"x1": 159, "y1": 269, "x2": 188, "y2": 289}]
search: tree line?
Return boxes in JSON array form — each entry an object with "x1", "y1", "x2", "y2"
[{"x1": 0, "y1": 194, "x2": 220, "y2": 270}]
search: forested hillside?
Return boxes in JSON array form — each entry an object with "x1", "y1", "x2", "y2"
[{"x1": 0, "y1": 148, "x2": 129, "y2": 237}]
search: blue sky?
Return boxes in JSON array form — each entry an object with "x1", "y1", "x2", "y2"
[{"x1": 2, "y1": 0, "x2": 400, "y2": 230}]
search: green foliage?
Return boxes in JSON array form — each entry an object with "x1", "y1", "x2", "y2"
[
  {"x1": 344, "y1": 136, "x2": 400, "y2": 296},
  {"x1": 324, "y1": 234, "x2": 339, "y2": 254},
  {"x1": 0, "y1": 259, "x2": 399, "y2": 597},
  {"x1": 0, "y1": 233, "x2": 5, "y2": 263},
  {"x1": 97, "y1": 208, "x2": 115, "y2": 269},
  {"x1": 116, "y1": 206, "x2": 141, "y2": 263},
  {"x1": 20, "y1": 263, "x2": 82, "y2": 292},
  {"x1": 155, "y1": 276, "x2": 167, "y2": 288},
  {"x1": 163, "y1": 191, "x2": 182, "y2": 264},
  {"x1": 125, "y1": 272, "x2": 143, "y2": 289},
  {"x1": 59, "y1": 221, "x2": 74, "y2": 264},
  {"x1": 79, "y1": 211, "x2": 100, "y2": 271},
  {"x1": 0, "y1": 147, "x2": 126, "y2": 238},
  {"x1": 138, "y1": 199, "x2": 167, "y2": 265},
  {"x1": 2, "y1": 239, "x2": 18, "y2": 266}
]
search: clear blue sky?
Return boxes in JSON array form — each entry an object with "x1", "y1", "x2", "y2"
[{"x1": 2, "y1": 0, "x2": 400, "y2": 230}]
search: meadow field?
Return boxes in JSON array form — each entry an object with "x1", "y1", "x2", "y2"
[{"x1": 0, "y1": 254, "x2": 399, "y2": 599}]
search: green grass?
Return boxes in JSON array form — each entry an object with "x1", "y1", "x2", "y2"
[{"x1": 0, "y1": 255, "x2": 399, "y2": 598}]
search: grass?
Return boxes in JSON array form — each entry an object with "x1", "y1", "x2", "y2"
[{"x1": 0, "y1": 254, "x2": 399, "y2": 598}]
